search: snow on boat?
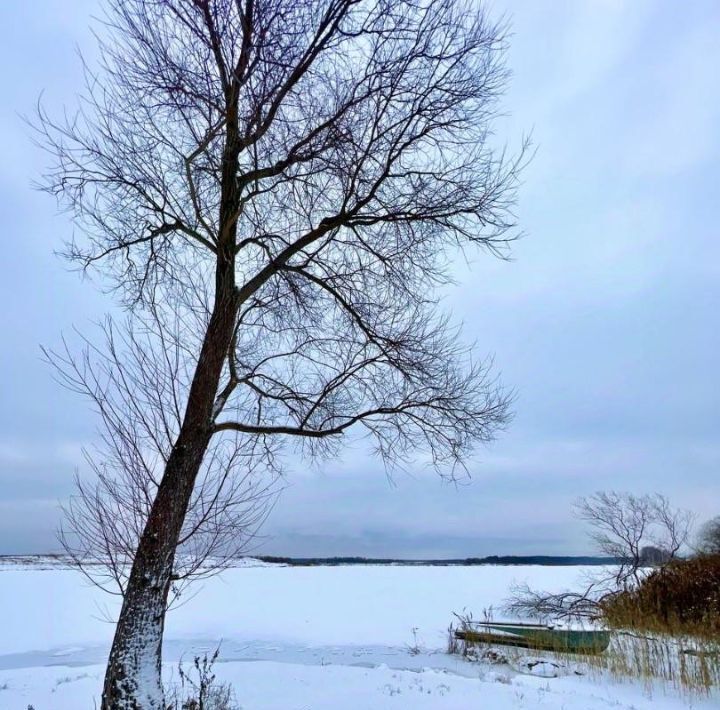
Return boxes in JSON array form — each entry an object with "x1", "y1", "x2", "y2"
[{"x1": 455, "y1": 621, "x2": 611, "y2": 654}]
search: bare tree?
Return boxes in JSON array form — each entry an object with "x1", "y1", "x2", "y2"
[
  {"x1": 506, "y1": 492, "x2": 694, "y2": 622},
  {"x1": 696, "y1": 516, "x2": 720, "y2": 556},
  {"x1": 576, "y1": 492, "x2": 693, "y2": 589},
  {"x1": 36, "y1": 1, "x2": 524, "y2": 707}
]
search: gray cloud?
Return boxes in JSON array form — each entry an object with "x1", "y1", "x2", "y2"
[{"x1": 0, "y1": 0, "x2": 718, "y2": 557}]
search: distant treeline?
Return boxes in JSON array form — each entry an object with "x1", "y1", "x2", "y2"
[{"x1": 254, "y1": 555, "x2": 621, "y2": 567}]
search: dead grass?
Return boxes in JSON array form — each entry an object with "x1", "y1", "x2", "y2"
[
  {"x1": 593, "y1": 555, "x2": 720, "y2": 694},
  {"x1": 602, "y1": 555, "x2": 720, "y2": 636}
]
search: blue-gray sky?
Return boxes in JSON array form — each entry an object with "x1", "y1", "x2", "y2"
[{"x1": 1, "y1": 1, "x2": 718, "y2": 557}]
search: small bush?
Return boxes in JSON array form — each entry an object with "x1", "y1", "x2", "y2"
[
  {"x1": 166, "y1": 649, "x2": 239, "y2": 710},
  {"x1": 602, "y1": 555, "x2": 720, "y2": 636}
]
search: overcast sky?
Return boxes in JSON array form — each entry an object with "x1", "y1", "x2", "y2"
[{"x1": 0, "y1": 0, "x2": 718, "y2": 558}]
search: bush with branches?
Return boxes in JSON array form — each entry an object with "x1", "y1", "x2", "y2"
[{"x1": 506, "y1": 492, "x2": 694, "y2": 622}]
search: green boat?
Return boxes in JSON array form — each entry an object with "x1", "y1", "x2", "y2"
[{"x1": 455, "y1": 621, "x2": 611, "y2": 654}]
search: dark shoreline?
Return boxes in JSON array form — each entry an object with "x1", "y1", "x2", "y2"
[{"x1": 255, "y1": 555, "x2": 621, "y2": 567}]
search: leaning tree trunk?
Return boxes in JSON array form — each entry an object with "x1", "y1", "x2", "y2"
[
  {"x1": 100, "y1": 442, "x2": 210, "y2": 708},
  {"x1": 101, "y1": 261, "x2": 238, "y2": 709},
  {"x1": 102, "y1": 71, "x2": 244, "y2": 706}
]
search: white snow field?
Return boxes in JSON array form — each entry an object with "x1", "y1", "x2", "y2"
[{"x1": 0, "y1": 559, "x2": 715, "y2": 708}]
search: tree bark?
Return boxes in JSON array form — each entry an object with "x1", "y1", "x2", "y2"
[{"x1": 101, "y1": 259, "x2": 238, "y2": 708}]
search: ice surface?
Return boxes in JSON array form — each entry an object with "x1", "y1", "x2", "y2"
[{"x1": 0, "y1": 560, "x2": 715, "y2": 708}]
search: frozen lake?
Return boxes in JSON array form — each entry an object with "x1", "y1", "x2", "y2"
[{"x1": 0, "y1": 560, "x2": 715, "y2": 708}]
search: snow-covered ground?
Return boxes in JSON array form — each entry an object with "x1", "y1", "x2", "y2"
[{"x1": 0, "y1": 559, "x2": 715, "y2": 708}]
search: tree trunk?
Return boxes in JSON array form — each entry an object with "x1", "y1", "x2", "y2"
[
  {"x1": 100, "y1": 444, "x2": 209, "y2": 708},
  {"x1": 101, "y1": 260, "x2": 238, "y2": 709},
  {"x1": 102, "y1": 68, "x2": 243, "y2": 704}
]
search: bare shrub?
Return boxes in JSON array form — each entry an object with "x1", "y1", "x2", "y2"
[
  {"x1": 506, "y1": 492, "x2": 694, "y2": 623},
  {"x1": 167, "y1": 649, "x2": 238, "y2": 710},
  {"x1": 602, "y1": 555, "x2": 720, "y2": 636}
]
